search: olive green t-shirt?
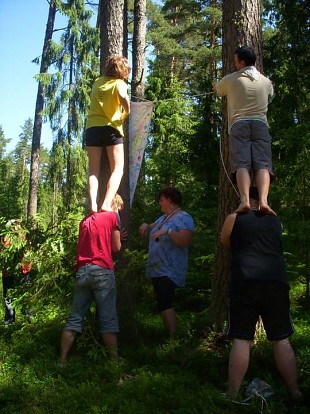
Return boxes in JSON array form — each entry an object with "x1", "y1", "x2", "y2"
[{"x1": 214, "y1": 67, "x2": 274, "y2": 132}]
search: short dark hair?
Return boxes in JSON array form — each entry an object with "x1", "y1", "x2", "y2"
[
  {"x1": 235, "y1": 46, "x2": 256, "y2": 66},
  {"x1": 157, "y1": 187, "x2": 182, "y2": 206}
]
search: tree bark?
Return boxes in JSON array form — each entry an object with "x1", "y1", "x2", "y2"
[
  {"x1": 27, "y1": 0, "x2": 56, "y2": 218},
  {"x1": 208, "y1": 0, "x2": 263, "y2": 329},
  {"x1": 131, "y1": 0, "x2": 146, "y2": 100},
  {"x1": 130, "y1": 0, "x2": 147, "y2": 212},
  {"x1": 99, "y1": 0, "x2": 125, "y2": 72}
]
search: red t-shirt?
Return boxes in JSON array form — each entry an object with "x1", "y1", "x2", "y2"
[{"x1": 76, "y1": 211, "x2": 120, "y2": 271}]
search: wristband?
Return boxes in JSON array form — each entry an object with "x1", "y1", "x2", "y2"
[{"x1": 167, "y1": 228, "x2": 172, "y2": 235}]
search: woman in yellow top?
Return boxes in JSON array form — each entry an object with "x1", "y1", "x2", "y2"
[{"x1": 86, "y1": 56, "x2": 130, "y2": 212}]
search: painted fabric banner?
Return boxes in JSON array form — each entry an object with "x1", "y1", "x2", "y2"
[{"x1": 128, "y1": 100, "x2": 153, "y2": 206}]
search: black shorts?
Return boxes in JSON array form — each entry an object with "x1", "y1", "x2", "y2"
[
  {"x1": 85, "y1": 126, "x2": 123, "y2": 147},
  {"x1": 226, "y1": 280, "x2": 294, "y2": 341},
  {"x1": 152, "y1": 276, "x2": 177, "y2": 312}
]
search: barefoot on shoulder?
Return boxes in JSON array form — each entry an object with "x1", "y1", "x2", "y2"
[
  {"x1": 260, "y1": 203, "x2": 276, "y2": 216},
  {"x1": 90, "y1": 204, "x2": 98, "y2": 213},
  {"x1": 235, "y1": 201, "x2": 250, "y2": 213},
  {"x1": 100, "y1": 203, "x2": 113, "y2": 212}
]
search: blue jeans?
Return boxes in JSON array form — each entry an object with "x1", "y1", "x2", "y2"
[{"x1": 64, "y1": 264, "x2": 119, "y2": 333}]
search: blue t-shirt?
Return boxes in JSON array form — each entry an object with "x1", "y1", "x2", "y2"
[{"x1": 146, "y1": 211, "x2": 195, "y2": 287}]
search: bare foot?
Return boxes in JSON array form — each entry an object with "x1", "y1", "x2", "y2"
[
  {"x1": 100, "y1": 203, "x2": 113, "y2": 212},
  {"x1": 235, "y1": 201, "x2": 250, "y2": 213},
  {"x1": 90, "y1": 205, "x2": 98, "y2": 213},
  {"x1": 260, "y1": 203, "x2": 276, "y2": 216}
]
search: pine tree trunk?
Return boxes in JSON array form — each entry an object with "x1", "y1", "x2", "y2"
[
  {"x1": 130, "y1": 0, "x2": 147, "y2": 208},
  {"x1": 65, "y1": 38, "x2": 74, "y2": 208},
  {"x1": 99, "y1": 0, "x2": 125, "y2": 70},
  {"x1": 208, "y1": 0, "x2": 262, "y2": 330},
  {"x1": 132, "y1": 0, "x2": 146, "y2": 100},
  {"x1": 118, "y1": 0, "x2": 130, "y2": 242},
  {"x1": 27, "y1": 0, "x2": 56, "y2": 219}
]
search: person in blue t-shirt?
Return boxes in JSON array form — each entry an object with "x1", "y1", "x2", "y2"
[{"x1": 139, "y1": 187, "x2": 195, "y2": 339}]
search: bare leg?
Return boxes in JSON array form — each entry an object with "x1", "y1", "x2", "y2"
[
  {"x1": 102, "y1": 332, "x2": 118, "y2": 359},
  {"x1": 87, "y1": 146, "x2": 103, "y2": 213},
  {"x1": 60, "y1": 329, "x2": 77, "y2": 364},
  {"x1": 160, "y1": 308, "x2": 177, "y2": 339},
  {"x1": 255, "y1": 169, "x2": 276, "y2": 215},
  {"x1": 100, "y1": 144, "x2": 124, "y2": 211},
  {"x1": 226, "y1": 339, "x2": 251, "y2": 398},
  {"x1": 272, "y1": 339, "x2": 302, "y2": 399},
  {"x1": 235, "y1": 168, "x2": 251, "y2": 213}
]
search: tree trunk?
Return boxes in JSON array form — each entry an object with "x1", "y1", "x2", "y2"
[
  {"x1": 118, "y1": 0, "x2": 130, "y2": 242},
  {"x1": 65, "y1": 37, "x2": 74, "y2": 208},
  {"x1": 99, "y1": 0, "x2": 125, "y2": 72},
  {"x1": 27, "y1": 0, "x2": 56, "y2": 218},
  {"x1": 130, "y1": 0, "x2": 147, "y2": 210},
  {"x1": 208, "y1": 0, "x2": 262, "y2": 330},
  {"x1": 132, "y1": 0, "x2": 146, "y2": 100}
]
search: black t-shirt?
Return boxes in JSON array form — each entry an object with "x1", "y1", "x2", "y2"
[{"x1": 230, "y1": 210, "x2": 288, "y2": 289}]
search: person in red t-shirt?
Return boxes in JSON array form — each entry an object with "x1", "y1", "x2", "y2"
[{"x1": 59, "y1": 194, "x2": 124, "y2": 364}]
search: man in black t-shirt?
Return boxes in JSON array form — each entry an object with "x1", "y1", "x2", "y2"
[{"x1": 221, "y1": 187, "x2": 302, "y2": 401}]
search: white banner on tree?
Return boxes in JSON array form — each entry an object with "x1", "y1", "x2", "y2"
[{"x1": 128, "y1": 100, "x2": 154, "y2": 206}]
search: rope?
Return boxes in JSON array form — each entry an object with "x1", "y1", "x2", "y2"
[
  {"x1": 130, "y1": 91, "x2": 240, "y2": 200},
  {"x1": 219, "y1": 133, "x2": 240, "y2": 198},
  {"x1": 130, "y1": 91, "x2": 215, "y2": 104}
]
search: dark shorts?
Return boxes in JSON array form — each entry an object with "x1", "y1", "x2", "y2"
[
  {"x1": 226, "y1": 280, "x2": 294, "y2": 341},
  {"x1": 85, "y1": 126, "x2": 123, "y2": 147},
  {"x1": 229, "y1": 120, "x2": 273, "y2": 176},
  {"x1": 152, "y1": 276, "x2": 177, "y2": 312}
]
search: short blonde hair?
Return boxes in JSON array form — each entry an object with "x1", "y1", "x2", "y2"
[
  {"x1": 104, "y1": 56, "x2": 130, "y2": 79},
  {"x1": 111, "y1": 193, "x2": 124, "y2": 211}
]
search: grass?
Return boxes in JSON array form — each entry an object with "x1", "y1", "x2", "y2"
[{"x1": 0, "y1": 283, "x2": 309, "y2": 414}]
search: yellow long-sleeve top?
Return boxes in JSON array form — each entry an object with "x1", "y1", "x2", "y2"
[{"x1": 86, "y1": 76, "x2": 129, "y2": 137}]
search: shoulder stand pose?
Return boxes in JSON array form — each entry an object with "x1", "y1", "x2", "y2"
[
  {"x1": 59, "y1": 194, "x2": 124, "y2": 364},
  {"x1": 214, "y1": 46, "x2": 275, "y2": 215},
  {"x1": 85, "y1": 56, "x2": 130, "y2": 213},
  {"x1": 221, "y1": 187, "x2": 302, "y2": 401}
]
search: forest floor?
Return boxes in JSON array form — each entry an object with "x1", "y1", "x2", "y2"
[{"x1": 0, "y1": 282, "x2": 309, "y2": 414}]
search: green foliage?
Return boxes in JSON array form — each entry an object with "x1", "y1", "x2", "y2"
[
  {"x1": 44, "y1": 1, "x2": 99, "y2": 142},
  {"x1": 4, "y1": 212, "x2": 83, "y2": 323},
  {"x1": 0, "y1": 218, "x2": 28, "y2": 275},
  {"x1": 0, "y1": 119, "x2": 32, "y2": 221},
  {"x1": 0, "y1": 1, "x2": 309, "y2": 411},
  {"x1": 0, "y1": 127, "x2": 15, "y2": 219},
  {"x1": 0, "y1": 279, "x2": 309, "y2": 413}
]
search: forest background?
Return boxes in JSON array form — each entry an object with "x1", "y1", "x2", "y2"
[{"x1": 0, "y1": 0, "x2": 309, "y2": 413}]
